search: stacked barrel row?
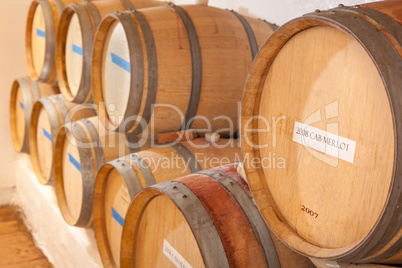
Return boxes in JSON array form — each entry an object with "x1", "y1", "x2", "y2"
[
  {"x1": 10, "y1": 0, "x2": 401, "y2": 267},
  {"x1": 9, "y1": 0, "x2": 314, "y2": 268}
]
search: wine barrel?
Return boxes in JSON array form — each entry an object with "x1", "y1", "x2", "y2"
[
  {"x1": 92, "y1": 4, "x2": 276, "y2": 135},
  {"x1": 120, "y1": 163, "x2": 314, "y2": 268},
  {"x1": 26, "y1": 0, "x2": 83, "y2": 83},
  {"x1": 10, "y1": 77, "x2": 59, "y2": 153},
  {"x1": 241, "y1": 3, "x2": 402, "y2": 264},
  {"x1": 54, "y1": 116, "x2": 143, "y2": 227},
  {"x1": 30, "y1": 94, "x2": 96, "y2": 185},
  {"x1": 56, "y1": 0, "x2": 165, "y2": 103},
  {"x1": 93, "y1": 138, "x2": 241, "y2": 267}
]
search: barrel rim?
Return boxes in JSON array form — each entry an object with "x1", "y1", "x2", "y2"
[
  {"x1": 29, "y1": 95, "x2": 65, "y2": 185},
  {"x1": 26, "y1": 0, "x2": 57, "y2": 83},
  {"x1": 10, "y1": 78, "x2": 31, "y2": 153},
  {"x1": 241, "y1": 9, "x2": 401, "y2": 261},
  {"x1": 198, "y1": 168, "x2": 281, "y2": 268},
  {"x1": 93, "y1": 157, "x2": 142, "y2": 267},
  {"x1": 92, "y1": 11, "x2": 145, "y2": 133},
  {"x1": 120, "y1": 180, "x2": 230, "y2": 268},
  {"x1": 123, "y1": 10, "x2": 158, "y2": 135},
  {"x1": 332, "y1": 6, "x2": 402, "y2": 263},
  {"x1": 56, "y1": 3, "x2": 96, "y2": 104},
  {"x1": 54, "y1": 118, "x2": 104, "y2": 227},
  {"x1": 54, "y1": 123, "x2": 82, "y2": 225}
]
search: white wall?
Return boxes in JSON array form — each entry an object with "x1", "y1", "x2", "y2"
[{"x1": 0, "y1": 0, "x2": 32, "y2": 203}]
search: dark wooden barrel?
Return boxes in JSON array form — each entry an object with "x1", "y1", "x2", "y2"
[
  {"x1": 241, "y1": 3, "x2": 402, "y2": 264},
  {"x1": 120, "y1": 163, "x2": 314, "y2": 268}
]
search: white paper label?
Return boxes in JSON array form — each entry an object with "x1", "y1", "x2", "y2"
[
  {"x1": 293, "y1": 121, "x2": 356, "y2": 163},
  {"x1": 163, "y1": 239, "x2": 192, "y2": 268}
]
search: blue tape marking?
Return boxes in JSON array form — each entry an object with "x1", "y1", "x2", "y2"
[
  {"x1": 72, "y1": 44, "x2": 83, "y2": 56},
  {"x1": 112, "y1": 207, "x2": 124, "y2": 227},
  {"x1": 19, "y1": 101, "x2": 24, "y2": 110},
  {"x1": 36, "y1": 29, "x2": 46, "y2": 38},
  {"x1": 68, "y1": 153, "x2": 82, "y2": 172},
  {"x1": 42, "y1": 128, "x2": 52, "y2": 142},
  {"x1": 111, "y1": 53, "x2": 130, "y2": 73}
]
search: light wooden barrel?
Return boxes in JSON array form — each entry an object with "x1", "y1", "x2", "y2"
[
  {"x1": 92, "y1": 4, "x2": 276, "y2": 135},
  {"x1": 54, "y1": 116, "x2": 141, "y2": 227},
  {"x1": 93, "y1": 138, "x2": 241, "y2": 267},
  {"x1": 56, "y1": 0, "x2": 165, "y2": 103},
  {"x1": 241, "y1": 3, "x2": 402, "y2": 264},
  {"x1": 29, "y1": 94, "x2": 96, "y2": 185},
  {"x1": 26, "y1": 0, "x2": 83, "y2": 83},
  {"x1": 10, "y1": 77, "x2": 59, "y2": 153},
  {"x1": 120, "y1": 163, "x2": 314, "y2": 268}
]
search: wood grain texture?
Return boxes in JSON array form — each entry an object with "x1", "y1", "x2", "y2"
[
  {"x1": 157, "y1": 130, "x2": 197, "y2": 144},
  {"x1": 241, "y1": 5, "x2": 402, "y2": 263},
  {"x1": 57, "y1": 0, "x2": 165, "y2": 103},
  {"x1": 30, "y1": 5, "x2": 46, "y2": 77},
  {"x1": 177, "y1": 174, "x2": 266, "y2": 267},
  {"x1": 120, "y1": 164, "x2": 312, "y2": 268},
  {"x1": 26, "y1": 0, "x2": 82, "y2": 83},
  {"x1": 93, "y1": 138, "x2": 240, "y2": 267},
  {"x1": 10, "y1": 77, "x2": 59, "y2": 153},
  {"x1": 54, "y1": 116, "x2": 132, "y2": 227},
  {"x1": 30, "y1": 94, "x2": 96, "y2": 185},
  {"x1": 92, "y1": 5, "x2": 274, "y2": 134},
  {"x1": 0, "y1": 206, "x2": 52, "y2": 268},
  {"x1": 130, "y1": 193, "x2": 204, "y2": 268},
  {"x1": 65, "y1": 13, "x2": 83, "y2": 98}
]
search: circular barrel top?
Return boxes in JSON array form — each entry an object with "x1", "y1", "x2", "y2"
[
  {"x1": 65, "y1": 13, "x2": 83, "y2": 97},
  {"x1": 62, "y1": 130, "x2": 84, "y2": 222},
  {"x1": 36, "y1": 106, "x2": 54, "y2": 181},
  {"x1": 242, "y1": 14, "x2": 399, "y2": 260},
  {"x1": 129, "y1": 190, "x2": 205, "y2": 267},
  {"x1": 102, "y1": 21, "x2": 131, "y2": 126},
  {"x1": 31, "y1": 4, "x2": 46, "y2": 77}
]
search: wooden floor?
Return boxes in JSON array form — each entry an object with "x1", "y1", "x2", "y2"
[{"x1": 0, "y1": 205, "x2": 52, "y2": 267}]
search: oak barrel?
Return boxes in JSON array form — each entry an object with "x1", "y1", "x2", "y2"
[
  {"x1": 92, "y1": 4, "x2": 276, "y2": 134},
  {"x1": 93, "y1": 138, "x2": 241, "y2": 267},
  {"x1": 120, "y1": 163, "x2": 314, "y2": 268},
  {"x1": 56, "y1": 0, "x2": 165, "y2": 103},
  {"x1": 241, "y1": 3, "x2": 402, "y2": 264},
  {"x1": 26, "y1": 0, "x2": 82, "y2": 83},
  {"x1": 30, "y1": 94, "x2": 96, "y2": 185},
  {"x1": 54, "y1": 116, "x2": 140, "y2": 227},
  {"x1": 10, "y1": 77, "x2": 59, "y2": 153}
]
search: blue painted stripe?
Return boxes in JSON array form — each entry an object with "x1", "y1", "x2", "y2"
[
  {"x1": 68, "y1": 153, "x2": 82, "y2": 172},
  {"x1": 112, "y1": 207, "x2": 124, "y2": 227},
  {"x1": 42, "y1": 128, "x2": 52, "y2": 142},
  {"x1": 19, "y1": 101, "x2": 24, "y2": 110},
  {"x1": 111, "y1": 53, "x2": 130, "y2": 72},
  {"x1": 36, "y1": 29, "x2": 46, "y2": 38},
  {"x1": 72, "y1": 44, "x2": 83, "y2": 56}
]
